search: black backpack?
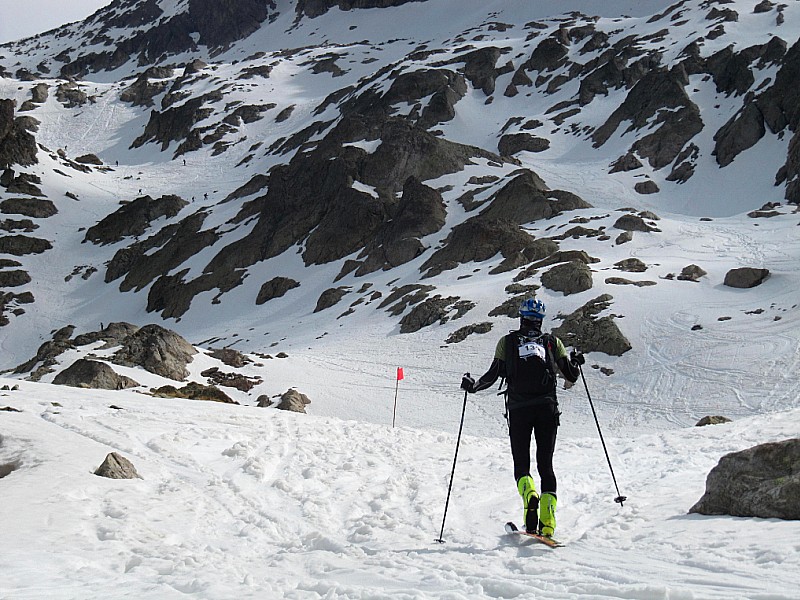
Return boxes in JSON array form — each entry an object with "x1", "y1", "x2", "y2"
[{"x1": 504, "y1": 331, "x2": 558, "y2": 398}]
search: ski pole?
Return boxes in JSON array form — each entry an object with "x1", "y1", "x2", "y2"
[
  {"x1": 435, "y1": 388, "x2": 469, "y2": 543},
  {"x1": 579, "y1": 364, "x2": 627, "y2": 506}
]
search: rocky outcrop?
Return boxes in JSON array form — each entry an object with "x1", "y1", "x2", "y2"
[
  {"x1": 689, "y1": 438, "x2": 800, "y2": 519},
  {"x1": 151, "y1": 381, "x2": 236, "y2": 403},
  {"x1": 0, "y1": 100, "x2": 38, "y2": 169},
  {"x1": 540, "y1": 261, "x2": 593, "y2": 295},
  {"x1": 399, "y1": 295, "x2": 474, "y2": 333},
  {"x1": 52, "y1": 359, "x2": 140, "y2": 390},
  {"x1": 84, "y1": 195, "x2": 188, "y2": 245},
  {"x1": 12, "y1": 325, "x2": 76, "y2": 380},
  {"x1": 479, "y1": 170, "x2": 591, "y2": 225},
  {"x1": 94, "y1": 452, "x2": 141, "y2": 479},
  {"x1": 592, "y1": 69, "x2": 703, "y2": 170},
  {"x1": 256, "y1": 277, "x2": 300, "y2": 305},
  {"x1": 552, "y1": 295, "x2": 631, "y2": 356},
  {"x1": 0, "y1": 198, "x2": 57, "y2": 218},
  {"x1": 276, "y1": 388, "x2": 311, "y2": 413},
  {"x1": 723, "y1": 267, "x2": 770, "y2": 288},
  {"x1": 498, "y1": 133, "x2": 550, "y2": 156},
  {"x1": 352, "y1": 177, "x2": 446, "y2": 276},
  {"x1": 0, "y1": 235, "x2": 51, "y2": 256},
  {"x1": 696, "y1": 416, "x2": 732, "y2": 426},
  {"x1": 420, "y1": 218, "x2": 557, "y2": 278},
  {"x1": 297, "y1": 0, "x2": 426, "y2": 19},
  {"x1": 59, "y1": 0, "x2": 272, "y2": 77},
  {"x1": 445, "y1": 322, "x2": 493, "y2": 344},
  {"x1": 112, "y1": 324, "x2": 197, "y2": 380}
]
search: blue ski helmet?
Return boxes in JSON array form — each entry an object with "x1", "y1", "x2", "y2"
[{"x1": 519, "y1": 298, "x2": 545, "y2": 320}]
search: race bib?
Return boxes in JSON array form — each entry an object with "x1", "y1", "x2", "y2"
[{"x1": 518, "y1": 340, "x2": 546, "y2": 362}]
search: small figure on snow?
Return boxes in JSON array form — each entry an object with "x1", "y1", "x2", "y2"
[{"x1": 461, "y1": 298, "x2": 584, "y2": 537}]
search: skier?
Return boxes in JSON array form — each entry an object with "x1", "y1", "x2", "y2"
[{"x1": 461, "y1": 298, "x2": 584, "y2": 537}]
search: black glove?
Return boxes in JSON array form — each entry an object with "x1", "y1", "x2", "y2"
[
  {"x1": 570, "y1": 349, "x2": 585, "y2": 366},
  {"x1": 460, "y1": 373, "x2": 476, "y2": 392}
]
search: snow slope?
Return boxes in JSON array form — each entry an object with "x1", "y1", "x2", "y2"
[{"x1": 1, "y1": 379, "x2": 799, "y2": 599}]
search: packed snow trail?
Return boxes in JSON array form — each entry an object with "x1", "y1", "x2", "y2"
[{"x1": 2, "y1": 380, "x2": 799, "y2": 599}]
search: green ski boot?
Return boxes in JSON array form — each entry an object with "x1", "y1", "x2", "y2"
[
  {"x1": 538, "y1": 492, "x2": 557, "y2": 537},
  {"x1": 516, "y1": 475, "x2": 540, "y2": 533}
]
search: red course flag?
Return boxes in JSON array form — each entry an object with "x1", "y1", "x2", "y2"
[{"x1": 396, "y1": 367, "x2": 404, "y2": 381}]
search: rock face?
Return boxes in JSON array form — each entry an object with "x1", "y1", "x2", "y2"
[
  {"x1": 256, "y1": 277, "x2": 300, "y2": 305},
  {"x1": 723, "y1": 267, "x2": 770, "y2": 288},
  {"x1": 689, "y1": 438, "x2": 800, "y2": 519},
  {"x1": 297, "y1": 0, "x2": 426, "y2": 18},
  {"x1": 52, "y1": 358, "x2": 140, "y2": 390},
  {"x1": 0, "y1": 99, "x2": 38, "y2": 169},
  {"x1": 94, "y1": 452, "x2": 141, "y2": 479},
  {"x1": 112, "y1": 324, "x2": 197, "y2": 380},
  {"x1": 84, "y1": 195, "x2": 188, "y2": 245},
  {"x1": 59, "y1": 0, "x2": 273, "y2": 77}
]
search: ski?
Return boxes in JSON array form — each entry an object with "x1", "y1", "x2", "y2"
[{"x1": 504, "y1": 521, "x2": 563, "y2": 548}]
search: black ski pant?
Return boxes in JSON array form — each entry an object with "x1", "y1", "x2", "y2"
[{"x1": 508, "y1": 402, "x2": 560, "y2": 494}]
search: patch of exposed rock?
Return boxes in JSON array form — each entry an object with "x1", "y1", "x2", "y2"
[
  {"x1": 551, "y1": 295, "x2": 631, "y2": 356},
  {"x1": 276, "y1": 388, "x2": 311, "y2": 413},
  {"x1": 689, "y1": 438, "x2": 800, "y2": 519},
  {"x1": 445, "y1": 322, "x2": 493, "y2": 344},
  {"x1": 399, "y1": 295, "x2": 474, "y2": 333},
  {"x1": 723, "y1": 267, "x2": 770, "y2": 288},
  {"x1": 0, "y1": 99, "x2": 38, "y2": 169},
  {"x1": 479, "y1": 170, "x2": 591, "y2": 225},
  {"x1": 84, "y1": 194, "x2": 188, "y2": 245},
  {"x1": 112, "y1": 324, "x2": 196, "y2": 380},
  {"x1": 150, "y1": 382, "x2": 237, "y2": 404},
  {"x1": 421, "y1": 218, "x2": 558, "y2": 278},
  {"x1": 256, "y1": 277, "x2": 300, "y2": 305},
  {"x1": 0, "y1": 235, "x2": 51, "y2": 256},
  {"x1": 53, "y1": 358, "x2": 139, "y2": 390},
  {"x1": 95, "y1": 452, "x2": 141, "y2": 479},
  {"x1": 0, "y1": 197, "x2": 57, "y2": 218},
  {"x1": 540, "y1": 261, "x2": 593, "y2": 295}
]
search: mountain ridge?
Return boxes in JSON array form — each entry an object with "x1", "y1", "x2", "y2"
[{"x1": 1, "y1": 0, "x2": 799, "y2": 432}]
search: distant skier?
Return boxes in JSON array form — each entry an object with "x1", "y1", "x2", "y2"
[{"x1": 461, "y1": 298, "x2": 584, "y2": 537}]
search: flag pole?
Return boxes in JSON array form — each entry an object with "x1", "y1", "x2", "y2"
[
  {"x1": 392, "y1": 379, "x2": 399, "y2": 428},
  {"x1": 393, "y1": 367, "x2": 404, "y2": 427}
]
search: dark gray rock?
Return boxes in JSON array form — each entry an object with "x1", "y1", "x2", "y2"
[
  {"x1": 0, "y1": 100, "x2": 38, "y2": 169},
  {"x1": 689, "y1": 438, "x2": 800, "y2": 519},
  {"x1": 95, "y1": 452, "x2": 141, "y2": 480},
  {"x1": 297, "y1": 0, "x2": 425, "y2": 18},
  {"x1": 53, "y1": 359, "x2": 140, "y2": 390},
  {"x1": 696, "y1": 415, "x2": 732, "y2": 426},
  {"x1": 609, "y1": 152, "x2": 643, "y2": 173},
  {"x1": 678, "y1": 265, "x2": 707, "y2": 282},
  {"x1": 613, "y1": 214, "x2": 659, "y2": 232},
  {"x1": 0, "y1": 270, "x2": 31, "y2": 287},
  {"x1": 150, "y1": 381, "x2": 237, "y2": 403},
  {"x1": 445, "y1": 322, "x2": 493, "y2": 344},
  {"x1": 256, "y1": 277, "x2": 300, "y2": 305},
  {"x1": 420, "y1": 218, "x2": 557, "y2": 278},
  {"x1": 85, "y1": 194, "x2": 188, "y2": 245},
  {"x1": 540, "y1": 261, "x2": 593, "y2": 296},
  {"x1": 399, "y1": 295, "x2": 473, "y2": 333},
  {"x1": 723, "y1": 267, "x2": 770, "y2": 288},
  {"x1": 0, "y1": 235, "x2": 51, "y2": 256},
  {"x1": 315, "y1": 287, "x2": 350, "y2": 312},
  {"x1": 74, "y1": 154, "x2": 103, "y2": 165},
  {"x1": 498, "y1": 133, "x2": 550, "y2": 156},
  {"x1": 634, "y1": 180, "x2": 659, "y2": 195},
  {"x1": 480, "y1": 170, "x2": 591, "y2": 225},
  {"x1": 112, "y1": 324, "x2": 197, "y2": 381},
  {"x1": 354, "y1": 177, "x2": 446, "y2": 276},
  {"x1": 0, "y1": 197, "x2": 57, "y2": 218},
  {"x1": 552, "y1": 295, "x2": 632, "y2": 356},
  {"x1": 614, "y1": 258, "x2": 647, "y2": 273}
]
